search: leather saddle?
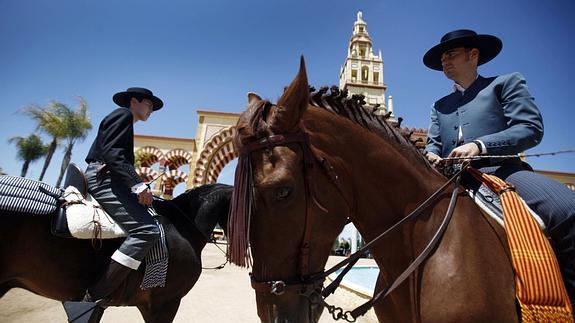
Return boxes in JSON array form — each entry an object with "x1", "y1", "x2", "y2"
[{"x1": 52, "y1": 163, "x2": 89, "y2": 238}]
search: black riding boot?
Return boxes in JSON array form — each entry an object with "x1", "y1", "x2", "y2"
[{"x1": 84, "y1": 260, "x2": 133, "y2": 303}]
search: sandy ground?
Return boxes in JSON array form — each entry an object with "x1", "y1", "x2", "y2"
[{"x1": 0, "y1": 243, "x2": 377, "y2": 323}]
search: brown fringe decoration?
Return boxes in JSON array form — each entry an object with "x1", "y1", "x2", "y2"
[
  {"x1": 91, "y1": 208, "x2": 103, "y2": 250},
  {"x1": 226, "y1": 154, "x2": 253, "y2": 267}
]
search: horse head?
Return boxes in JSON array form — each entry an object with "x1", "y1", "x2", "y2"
[{"x1": 228, "y1": 58, "x2": 353, "y2": 322}]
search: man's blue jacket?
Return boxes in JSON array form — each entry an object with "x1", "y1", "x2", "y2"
[{"x1": 425, "y1": 72, "x2": 544, "y2": 158}]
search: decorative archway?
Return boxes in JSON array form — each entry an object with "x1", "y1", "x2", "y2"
[
  {"x1": 162, "y1": 169, "x2": 189, "y2": 198},
  {"x1": 164, "y1": 148, "x2": 193, "y2": 170},
  {"x1": 135, "y1": 146, "x2": 164, "y2": 167},
  {"x1": 192, "y1": 126, "x2": 237, "y2": 187},
  {"x1": 136, "y1": 167, "x2": 159, "y2": 182}
]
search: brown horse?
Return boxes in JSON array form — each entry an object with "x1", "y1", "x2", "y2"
[
  {"x1": 227, "y1": 58, "x2": 519, "y2": 322},
  {"x1": 1, "y1": 183, "x2": 232, "y2": 323}
]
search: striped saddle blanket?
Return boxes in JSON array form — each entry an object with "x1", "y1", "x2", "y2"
[{"x1": 0, "y1": 175, "x2": 62, "y2": 215}]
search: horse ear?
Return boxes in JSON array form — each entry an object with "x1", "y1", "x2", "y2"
[
  {"x1": 270, "y1": 56, "x2": 309, "y2": 133},
  {"x1": 247, "y1": 92, "x2": 262, "y2": 105}
]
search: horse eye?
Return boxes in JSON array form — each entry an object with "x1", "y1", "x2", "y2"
[{"x1": 275, "y1": 187, "x2": 292, "y2": 200}]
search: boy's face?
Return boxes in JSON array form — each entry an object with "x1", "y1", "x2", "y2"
[{"x1": 130, "y1": 97, "x2": 154, "y2": 122}]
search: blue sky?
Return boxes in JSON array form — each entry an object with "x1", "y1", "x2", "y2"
[{"x1": 1, "y1": 0, "x2": 574, "y2": 190}]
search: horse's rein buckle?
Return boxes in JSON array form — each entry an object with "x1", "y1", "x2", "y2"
[{"x1": 270, "y1": 280, "x2": 286, "y2": 295}]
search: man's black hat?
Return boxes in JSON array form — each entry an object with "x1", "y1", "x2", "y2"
[
  {"x1": 113, "y1": 87, "x2": 164, "y2": 111},
  {"x1": 423, "y1": 29, "x2": 502, "y2": 71}
]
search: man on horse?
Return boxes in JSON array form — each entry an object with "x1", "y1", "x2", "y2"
[
  {"x1": 83, "y1": 87, "x2": 164, "y2": 303},
  {"x1": 422, "y1": 29, "x2": 575, "y2": 304}
]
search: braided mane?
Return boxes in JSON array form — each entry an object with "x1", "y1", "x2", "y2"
[{"x1": 306, "y1": 85, "x2": 431, "y2": 168}]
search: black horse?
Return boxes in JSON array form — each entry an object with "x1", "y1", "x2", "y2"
[{"x1": 0, "y1": 183, "x2": 232, "y2": 322}]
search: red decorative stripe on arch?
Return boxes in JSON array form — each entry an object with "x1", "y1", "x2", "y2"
[
  {"x1": 135, "y1": 146, "x2": 164, "y2": 167},
  {"x1": 136, "y1": 167, "x2": 159, "y2": 182},
  {"x1": 165, "y1": 148, "x2": 193, "y2": 170}
]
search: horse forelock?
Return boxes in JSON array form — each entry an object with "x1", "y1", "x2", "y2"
[
  {"x1": 234, "y1": 99, "x2": 275, "y2": 149},
  {"x1": 227, "y1": 100, "x2": 274, "y2": 267}
]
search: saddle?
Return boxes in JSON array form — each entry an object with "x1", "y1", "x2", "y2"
[
  {"x1": 52, "y1": 163, "x2": 87, "y2": 238},
  {"x1": 53, "y1": 163, "x2": 127, "y2": 239},
  {"x1": 465, "y1": 177, "x2": 546, "y2": 231}
]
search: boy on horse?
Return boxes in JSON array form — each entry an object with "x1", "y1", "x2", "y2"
[
  {"x1": 422, "y1": 29, "x2": 575, "y2": 304},
  {"x1": 83, "y1": 87, "x2": 163, "y2": 303}
]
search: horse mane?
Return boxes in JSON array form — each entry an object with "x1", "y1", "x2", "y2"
[
  {"x1": 306, "y1": 85, "x2": 431, "y2": 169},
  {"x1": 234, "y1": 86, "x2": 431, "y2": 174}
]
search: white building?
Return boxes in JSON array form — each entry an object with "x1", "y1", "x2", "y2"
[{"x1": 339, "y1": 11, "x2": 395, "y2": 120}]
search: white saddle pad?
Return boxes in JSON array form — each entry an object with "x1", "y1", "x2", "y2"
[{"x1": 63, "y1": 186, "x2": 127, "y2": 239}]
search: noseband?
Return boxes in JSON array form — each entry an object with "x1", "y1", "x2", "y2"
[{"x1": 234, "y1": 128, "x2": 464, "y2": 322}]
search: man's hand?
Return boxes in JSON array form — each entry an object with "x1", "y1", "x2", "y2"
[
  {"x1": 425, "y1": 151, "x2": 443, "y2": 167},
  {"x1": 138, "y1": 188, "x2": 153, "y2": 206},
  {"x1": 447, "y1": 142, "x2": 480, "y2": 163}
]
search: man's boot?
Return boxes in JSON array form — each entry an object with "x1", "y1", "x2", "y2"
[{"x1": 84, "y1": 260, "x2": 133, "y2": 303}]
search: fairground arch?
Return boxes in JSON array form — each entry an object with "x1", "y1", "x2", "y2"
[
  {"x1": 192, "y1": 126, "x2": 237, "y2": 187},
  {"x1": 134, "y1": 110, "x2": 239, "y2": 198}
]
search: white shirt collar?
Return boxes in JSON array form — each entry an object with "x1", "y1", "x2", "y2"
[
  {"x1": 453, "y1": 82, "x2": 466, "y2": 93},
  {"x1": 452, "y1": 74, "x2": 479, "y2": 93}
]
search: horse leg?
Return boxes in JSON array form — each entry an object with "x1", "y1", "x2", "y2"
[{"x1": 137, "y1": 298, "x2": 182, "y2": 323}]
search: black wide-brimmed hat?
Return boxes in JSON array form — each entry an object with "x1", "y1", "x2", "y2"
[
  {"x1": 423, "y1": 29, "x2": 502, "y2": 71},
  {"x1": 112, "y1": 87, "x2": 164, "y2": 111}
]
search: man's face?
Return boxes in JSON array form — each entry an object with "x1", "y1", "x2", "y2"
[
  {"x1": 441, "y1": 47, "x2": 478, "y2": 81},
  {"x1": 130, "y1": 97, "x2": 154, "y2": 122}
]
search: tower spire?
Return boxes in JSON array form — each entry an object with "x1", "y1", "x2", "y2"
[{"x1": 339, "y1": 11, "x2": 394, "y2": 120}]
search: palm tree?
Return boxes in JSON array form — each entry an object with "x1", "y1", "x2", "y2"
[
  {"x1": 54, "y1": 97, "x2": 92, "y2": 187},
  {"x1": 23, "y1": 102, "x2": 69, "y2": 181},
  {"x1": 8, "y1": 134, "x2": 48, "y2": 177}
]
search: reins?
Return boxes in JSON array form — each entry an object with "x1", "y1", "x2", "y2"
[
  {"x1": 307, "y1": 168, "x2": 464, "y2": 321},
  {"x1": 441, "y1": 149, "x2": 575, "y2": 162},
  {"x1": 233, "y1": 126, "x2": 467, "y2": 321}
]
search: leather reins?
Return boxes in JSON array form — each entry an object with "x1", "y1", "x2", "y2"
[{"x1": 239, "y1": 129, "x2": 465, "y2": 322}]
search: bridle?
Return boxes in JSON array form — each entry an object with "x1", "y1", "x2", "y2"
[
  {"x1": 235, "y1": 127, "x2": 464, "y2": 322},
  {"x1": 239, "y1": 131, "x2": 349, "y2": 277}
]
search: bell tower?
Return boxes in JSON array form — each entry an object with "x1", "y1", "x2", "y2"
[{"x1": 339, "y1": 11, "x2": 394, "y2": 118}]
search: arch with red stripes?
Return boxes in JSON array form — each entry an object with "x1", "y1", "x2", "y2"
[
  {"x1": 192, "y1": 126, "x2": 237, "y2": 187},
  {"x1": 135, "y1": 146, "x2": 164, "y2": 167},
  {"x1": 136, "y1": 167, "x2": 159, "y2": 182},
  {"x1": 164, "y1": 148, "x2": 193, "y2": 170},
  {"x1": 162, "y1": 169, "x2": 189, "y2": 197}
]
